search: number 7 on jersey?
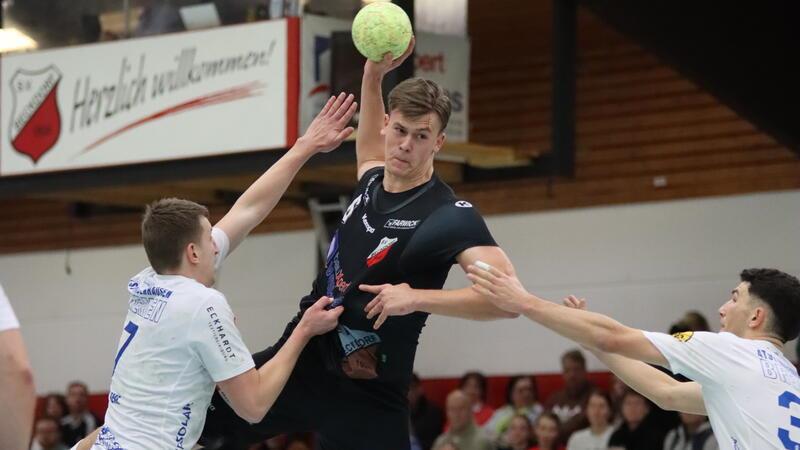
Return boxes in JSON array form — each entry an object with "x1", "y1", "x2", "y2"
[{"x1": 113, "y1": 320, "x2": 139, "y2": 375}]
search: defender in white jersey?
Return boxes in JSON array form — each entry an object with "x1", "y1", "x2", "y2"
[
  {"x1": 468, "y1": 266, "x2": 800, "y2": 450},
  {"x1": 0, "y1": 283, "x2": 36, "y2": 450},
  {"x1": 76, "y1": 92, "x2": 358, "y2": 450}
]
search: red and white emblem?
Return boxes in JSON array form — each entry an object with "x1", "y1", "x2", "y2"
[
  {"x1": 366, "y1": 237, "x2": 398, "y2": 267},
  {"x1": 8, "y1": 65, "x2": 63, "y2": 163}
]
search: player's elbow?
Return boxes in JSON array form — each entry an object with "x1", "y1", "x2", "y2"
[
  {"x1": 5, "y1": 358, "x2": 35, "y2": 391},
  {"x1": 652, "y1": 387, "x2": 680, "y2": 412},
  {"x1": 595, "y1": 331, "x2": 622, "y2": 354},
  {"x1": 237, "y1": 404, "x2": 268, "y2": 424}
]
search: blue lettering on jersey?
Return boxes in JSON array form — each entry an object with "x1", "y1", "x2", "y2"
[
  {"x1": 175, "y1": 403, "x2": 193, "y2": 450},
  {"x1": 109, "y1": 391, "x2": 122, "y2": 405},
  {"x1": 129, "y1": 296, "x2": 167, "y2": 323},
  {"x1": 778, "y1": 390, "x2": 800, "y2": 450},
  {"x1": 97, "y1": 426, "x2": 125, "y2": 450},
  {"x1": 338, "y1": 325, "x2": 381, "y2": 356}
]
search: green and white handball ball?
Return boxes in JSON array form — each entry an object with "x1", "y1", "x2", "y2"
[{"x1": 352, "y1": 2, "x2": 413, "y2": 62}]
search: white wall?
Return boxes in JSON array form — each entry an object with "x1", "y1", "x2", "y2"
[{"x1": 2, "y1": 190, "x2": 799, "y2": 393}]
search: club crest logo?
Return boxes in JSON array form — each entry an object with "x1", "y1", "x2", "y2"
[
  {"x1": 672, "y1": 331, "x2": 694, "y2": 343},
  {"x1": 8, "y1": 65, "x2": 63, "y2": 163}
]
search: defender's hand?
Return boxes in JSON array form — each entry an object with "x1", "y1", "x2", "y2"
[
  {"x1": 297, "y1": 297, "x2": 343, "y2": 337},
  {"x1": 297, "y1": 93, "x2": 357, "y2": 154},
  {"x1": 467, "y1": 262, "x2": 534, "y2": 315}
]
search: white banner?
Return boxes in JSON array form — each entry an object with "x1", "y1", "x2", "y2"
[
  {"x1": 300, "y1": 16, "x2": 469, "y2": 142},
  {"x1": 0, "y1": 21, "x2": 290, "y2": 176}
]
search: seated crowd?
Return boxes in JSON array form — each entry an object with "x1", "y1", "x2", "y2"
[{"x1": 32, "y1": 310, "x2": 790, "y2": 450}]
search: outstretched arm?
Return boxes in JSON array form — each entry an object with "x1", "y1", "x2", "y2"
[
  {"x1": 356, "y1": 37, "x2": 415, "y2": 179},
  {"x1": 594, "y1": 349, "x2": 705, "y2": 414},
  {"x1": 558, "y1": 296, "x2": 706, "y2": 415},
  {"x1": 361, "y1": 246, "x2": 517, "y2": 329},
  {"x1": 217, "y1": 297, "x2": 343, "y2": 423},
  {"x1": 216, "y1": 93, "x2": 357, "y2": 254},
  {"x1": 467, "y1": 264, "x2": 668, "y2": 367}
]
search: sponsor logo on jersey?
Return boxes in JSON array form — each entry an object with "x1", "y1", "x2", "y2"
[
  {"x1": 342, "y1": 194, "x2": 362, "y2": 224},
  {"x1": 206, "y1": 306, "x2": 238, "y2": 361},
  {"x1": 338, "y1": 325, "x2": 381, "y2": 356},
  {"x1": 671, "y1": 331, "x2": 694, "y2": 342},
  {"x1": 455, "y1": 200, "x2": 472, "y2": 208},
  {"x1": 97, "y1": 426, "x2": 124, "y2": 450},
  {"x1": 363, "y1": 173, "x2": 380, "y2": 203},
  {"x1": 366, "y1": 237, "x2": 398, "y2": 267},
  {"x1": 175, "y1": 403, "x2": 193, "y2": 450},
  {"x1": 362, "y1": 213, "x2": 375, "y2": 233},
  {"x1": 384, "y1": 219, "x2": 420, "y2": 230},
  {"x1": 109, "y1": 391, "x2": 122, "y2": 405}
]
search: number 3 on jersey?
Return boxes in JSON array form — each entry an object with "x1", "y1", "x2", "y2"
[
  {"x1": 112, "y1": 320, "x2": 139, "y2": 375},
  {"x1": 778, "y1": 390, "x2": 800, "y2": 450}
]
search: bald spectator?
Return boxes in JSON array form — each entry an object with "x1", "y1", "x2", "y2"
[
  {"x1": 433, "y1": 390, "x2": 495, "y2": 450},
  {"x1": 31, "y1": 416, "x2": 69, "y2": 450},
  {"x1": 546, "y1": 350, "x2": 594, "y2": 438},
  {"x1": 0, "y1": 283, "x2": 35, "y2": 450}
]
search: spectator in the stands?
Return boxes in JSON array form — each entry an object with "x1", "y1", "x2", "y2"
[
  {"x1": 460, "y1": 371, "x2": 495, "y2": 426},
  {"x1": 484, "y1": 375, "x2": 543, "y2": 444},
  {"x1": 410, "y1": 373, "x2": 445, "y2": 450},
  {"x1": 497, "y1": 415, "x2": 533, "y2": 450},
  {"x1": 60, "y1": 381, "x2": 100, "y2": 446},
  {"x1": 31, "y1": 416, "x2": 68, "y2": 450},
  {"x1": 530, "y1": 412, "x2": 565, "y2": 450},
  {"x1": 663, "y1": 413, "x2": 718, "y2": 450},
  {"x1": 681, "y1": 310, "x2": 711, "y2": 332},
  {"x1": 566, "y1": 390, "x2": 614, "y2": 450},
  {"x1": 43, "y1": 394, "x2": 68, "y2": 420},
  {"x1": 546, "y1": 349, "x2": 594, "y2": 439},
  {"x1": 608, "y1": 389, "x2": 666, "y2": 450},
  {"x1": 433, "y1": 390, "x2": 494, "y2": 450}
]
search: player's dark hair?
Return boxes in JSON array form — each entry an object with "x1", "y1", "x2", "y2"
[
  {"x1": 142, "y1": 198, "x2": 209, "y2": 273},
  {"x1": 561, "y1": 349, "x2": 586, "y2": 368},
  {"x1": 585, "y1": 389, "x2": 614, "y2": 423},
  {"x1": 741, "y1": 268, "x2": 800, "y2": 342},
  {"x1": 388, "y1": 77, "x2": 451, "y2": 133},
  {"x1": 505, "y1": 375, "x2": 537, "y2": 405},
  {"x1": 459, "y1": 371, "x2": 488, "y2": 402}
]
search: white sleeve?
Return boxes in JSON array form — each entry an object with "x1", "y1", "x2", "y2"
[
  {"x1": 212, "y1": 227, "x2": 231, "y2": 270},
  {"x1": 0, "y1": 284, "x2": 20, "y2": 332},
  {"x1": 191, "y1": 291, "x2": 254, "y2": 382},
  {"x1": 643, "y1": 331, "x2": 744, "y2": 385}
]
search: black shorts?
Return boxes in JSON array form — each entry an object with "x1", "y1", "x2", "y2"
[{"x1": 199, "y1": 320, "x2": 411, "y2": 450}]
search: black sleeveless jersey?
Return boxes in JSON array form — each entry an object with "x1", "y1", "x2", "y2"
[{"x1": 298, "y1": 166, "x2": 496, "y2": 399}]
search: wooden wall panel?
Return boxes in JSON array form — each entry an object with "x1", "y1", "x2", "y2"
[{"x1": 0, "y1": 1, "x2": 797, "y2": 254}]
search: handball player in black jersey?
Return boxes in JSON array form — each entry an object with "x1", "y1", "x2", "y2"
[{"x1": 200, "y1": 38, "x2": 517, "y2": 450}]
